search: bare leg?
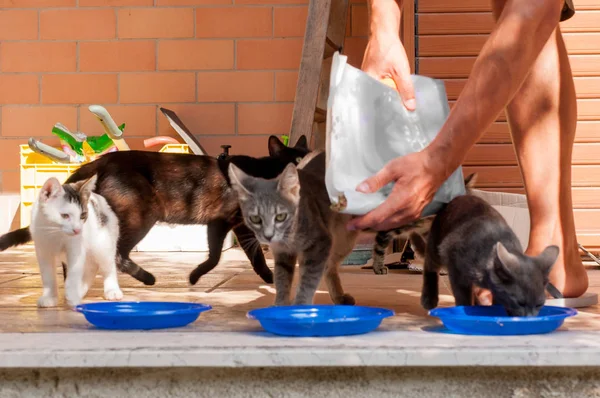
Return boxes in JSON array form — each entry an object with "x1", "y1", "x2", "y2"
[{"x1": 491, "y1": 0, "x2": 587, "y2": 298}]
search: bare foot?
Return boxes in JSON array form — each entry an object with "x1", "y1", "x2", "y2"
[{"x1": 526, "y1": 225, "x2": 588, "y2": 299}]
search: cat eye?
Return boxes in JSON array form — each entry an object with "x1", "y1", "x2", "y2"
[
  {"x1": 249, "y1": 215, "x2": 262, "y2": 224},
  {"x1": 295, "y1": 157, "x2": 302, "y2": 163},
  {"x1": 80, "y1": 212, "x2": 87, "y2": 220},
  {"x1": 61, "y1": 214, "x2": 70, "y2": 220},
  {"x1": 275, "y1": 213, "x2": 287, "y2": 222}
]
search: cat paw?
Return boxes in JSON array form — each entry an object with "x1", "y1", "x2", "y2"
[
  {"x1": 373, "y1": 266, "x2": 388, "y2": 275},
  {"x1": 65, "y1": 290, "x2": 83, "y2": 308},
  {"x1": 65, "y1": 296, "x2": 82, "y2": 308},
  {"x1": 421, "y1": 295, "x2": 438, "y2": 310},
  {"x1": 37, "y1": 295, "x2": 58, "y2": 308},
  {"x1": 104, "y1": 289, "x2": 123, "y2": 301},
  {"x1": 338, "y1": 294, "x2": 356, "y2": 305}
]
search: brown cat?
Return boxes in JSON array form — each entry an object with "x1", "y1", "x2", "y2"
[{"x1": 0, "y1": 136, "x2": 310, "y2": 287}]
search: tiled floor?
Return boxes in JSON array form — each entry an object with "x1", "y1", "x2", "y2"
[{"x1": 1, "y1": 245, "x2": 600, "y2": 333}]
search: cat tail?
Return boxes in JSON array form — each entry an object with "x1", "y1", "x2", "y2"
[{"x1": 0, "y1": 227, "x2": 32, "y2": 251}]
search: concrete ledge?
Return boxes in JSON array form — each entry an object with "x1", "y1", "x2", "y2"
[
  {"x1": 2, "y1": 330, "x2": 600, "y2": 368},
  {"x1": 1, "y1": 367, "x2": 600, "y2": 397}
]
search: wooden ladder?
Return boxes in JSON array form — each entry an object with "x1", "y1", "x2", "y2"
[
  {"x1": 287, "y1": 0, "x2": 349, "y2": 150},
  {"x1": 287, "y1": 0, "x2": 415, "y2": 151}
]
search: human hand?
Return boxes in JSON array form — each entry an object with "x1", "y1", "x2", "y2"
[
  {"x1": 346, "y1": 150, "x2": 445, "y2": 231},
  {"x1": 361, "y1": 32, "x2": 416, "y2": 111}
]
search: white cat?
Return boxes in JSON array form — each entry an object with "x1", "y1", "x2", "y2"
[{"x1": 29, "y1": 175, "x2": 123, "y2": 308}]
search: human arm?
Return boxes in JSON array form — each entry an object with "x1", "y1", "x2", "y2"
[
  {"x1": 348, "y1": 0, "x2": 565, "y2": 231},
  {"x1": 361, "y1": 0, "x2": 416, "y2": 110}
]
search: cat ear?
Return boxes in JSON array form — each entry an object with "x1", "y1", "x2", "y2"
[
  {"x1": 267, "y1": 135, "x2": 286, "y2": 157},
  {"x1": 277, "y1": 163, "x2": 300, "y2": 203},
  {"x1": 228, "y1": 163, "x2": 253, "y2": 200},
  {"x1": 464, "y1": 173, "x2": 478, "y2": 190},
  {"x1": 534, "y1": 245, "x2": 560, "y2": 276},
  {"x1": 40, "y1": 177, "x2": 63, "y2": 201},
  {"x1": 294, "y1": 135, "x2": 308, "y2": 150},
  {"x1": 78, "y1": 175, "x2": 97, "y2": 205},
  {"x1": 492, "y1": 242, "x2": 517, "y2": 283}
]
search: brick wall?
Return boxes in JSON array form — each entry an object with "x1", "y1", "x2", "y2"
[{"x1": 0, "y1": 0, "x2": 369, "y2": 193}]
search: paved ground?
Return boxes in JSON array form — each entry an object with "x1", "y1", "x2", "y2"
[{"x1": 0, "y1": 245, "x2": 599, "y2": 333}]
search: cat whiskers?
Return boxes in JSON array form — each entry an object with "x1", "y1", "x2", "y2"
[{"x1": 33, "y1": 226, "x2": 64, "y2": 237}]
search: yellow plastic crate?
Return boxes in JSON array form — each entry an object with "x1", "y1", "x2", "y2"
[
  {"x1": 159, "y1": 144, "x2": 191, "y2": 154},
  {"x1": 19, "y1": 143, "x2": 190, "y2": 227},
  {"x1": 19, "y1": 145, "x2": 82, "y2": 228}
]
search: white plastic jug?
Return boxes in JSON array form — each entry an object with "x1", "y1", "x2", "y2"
[{"x1": 325, "y1": 52, "x2": 466, "y2": 216}]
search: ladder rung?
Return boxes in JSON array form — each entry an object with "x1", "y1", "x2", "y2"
[
  {"x1": 314, "y1": 107, "x2": 327, "y2": 123},
  {"x1": 324, "y1": 36, "x2": 343, "y2": 59}
]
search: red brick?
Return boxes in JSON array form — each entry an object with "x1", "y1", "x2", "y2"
[
  {"x1": 275, "y1": 71, "x2": 298, "y2": 101},
  {"x1": 1, "y1": 106, "x2": 77, "y2": 138},
  {"x1": 0, "y1": 140, "x2": 25, "y2": 172},
  {"x1": 197, "y1": 135, "x2": 272, "y2": 157},
  {"x1": 158, "y1": 40, "x2": 233, "y2": 71},
  {"x1": 118, "y1": 8, "x2": 194, "y2": 39},
  {"x1": 42, "y1": 74, "x2": 118, "y2": 104},
  {"x1": 351, "y1": 5, "x2": 368, "y2": 36},
  {"x1": 197, "y1": 72, "x2": 273, "y2": 102},
  {"x1": 1, "y1": 42, "x2": 76, "y2": 73},
  {"x1": 343, "y1": 37, "x2": 367, "y2": 67},
  {"x1": 0, "y1": 170, "x2": 21, "y2": 193},
  {"x1": 120, "y1": 72, "x2": 196, "y2": 104},
  {"x1": 235, "y1": 0, "x2": 306, "y2": 4},
  {"x1": 79, "y1": 41, "x2": 155, "y2": 72},
  {"x1": 0, "y1": 10, "x2": 38, "y2": 40},
  {"x1": 238, "y1": 103, "x2": 293, "y2": 135},
  {"x1": 0, "y1": 75, "x2": 39, "y2": 105},
  {"x1": 274, "y1": 6, "x2": 307, "y2": 37},
  {"x1": 80, "y1": 0, "x2": 153, "y2": 5},
  {"x1": 40, "y1": 9, "x2": 116, "y2": 40},
  {"x1": 158, "y1": 0, "x2": 230, "y2": 4},
  {"x1": 0, "y1": 0, "x2": 74, "y2": 6},
  {"x1": 196, "y1": 7, "x2": 272, "y2": 38},
  {"x1": 80, "y1": 105, "x2": 156, "y2": 137},
  {"x1": 237, "y1": 39, "x2": 303, "y2": 70},
  {"x1": 157, "y1": 104, "x2": 235, "y2": 136}
]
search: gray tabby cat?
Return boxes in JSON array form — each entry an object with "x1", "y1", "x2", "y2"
[
  {"x1": 370, "y1": 174, "x2": 478, "y2": 275},
  {"x1": 228, "y1": 150, "x2": 358, "y2": 306},
  {"x1": 410, "y1": 187, "x2": 559, "y2": 317}
]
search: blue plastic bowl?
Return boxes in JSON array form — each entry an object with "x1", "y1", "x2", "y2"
[
  {"x1": 75, "y1": 301, "x2": 212, "y2": 330},
  {"x1": 429, "y1": 305, "x2": 577, "y2": 336},
  {"x1": 247, "y1": 305, "x2": 395, "y2": 337}
]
